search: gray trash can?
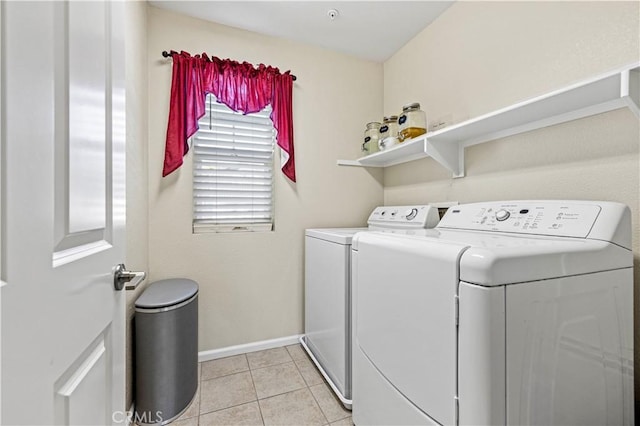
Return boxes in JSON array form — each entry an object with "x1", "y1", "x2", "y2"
[{"x1": 135, "y1": 278, "x2": 198, "y2": 425}]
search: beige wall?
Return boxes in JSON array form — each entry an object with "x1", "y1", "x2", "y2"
[
  {"x1": 383, "y1": 0, "x2": 640, "y2": 398},
  {"x1": 124, "y1": 0, "x2": 149, "y2": 409},
  {"x1": 147, "y1": 6, "x2": 383, "y2": 351}
]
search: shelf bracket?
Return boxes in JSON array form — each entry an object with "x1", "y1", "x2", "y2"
[
  {"x1": 425, "y1": 139, "x2": 465, "y2": 178},
  {"x1": 336, "y1": 159, "x2": 364, "y2": 167},
  {"x1": 621, "y1": 68, "x2": 640, "y2": 119}
]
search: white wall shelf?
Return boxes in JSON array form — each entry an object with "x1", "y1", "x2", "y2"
[{"x1": 337, "y1": 63, "x2": 640, "y2": 178}]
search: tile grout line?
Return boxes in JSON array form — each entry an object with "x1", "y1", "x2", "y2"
[
  {"x1": 200, "y1": 353, "x2": 253, "y2": 382},
  {"x1": 314, "y1": 382, "x2": 352, "y2": 423},
  {"x1": 246, "y1": 355, "x2": 266, "y2": 426},
  {"x1": 306, "y1": 381, "x2": 330, "y2": 426},
  {"x1": 200, "y1": 368, "x2": 251, "y2": 384},
  {"x1": 248, "y1": 358, "x2": 294, "y2": 371},
  {"x1": 290, "y1": 353, "x2": 311, "y2": 387},
  {"x1": 290, "y1": 347, "x2": 351, "y2": 424},
  {"x1": 256, "y1": 383, "x2": 309, "y2": 403},
  {"x1": 290, "y1": 349, "x2": 331, "y2": 425},
  {"x1": 291, "y1": 354, "x2": 318, "y2": 388},
  {"x1": 246, "y1": 347, "x2": 294, "y2": 372},
  {"x1": 199, "y1": 400, "x2": 263, "y2": 419},
  {"x1": 250, "y1": 358, "x2": 295, "y2": 373}
]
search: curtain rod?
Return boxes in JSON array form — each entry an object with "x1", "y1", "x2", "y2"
[{"x1": 161, "y1": 51, "x2": 297, "y2": 81}]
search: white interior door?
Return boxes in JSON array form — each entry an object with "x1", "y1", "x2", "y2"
[{"x1": 1, "y1": 1, "x2": 126, "y2": 424}]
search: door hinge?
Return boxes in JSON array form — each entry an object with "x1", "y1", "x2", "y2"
[
  {"x1": 454, "y1": 295, "x2": 459, "y2": 327},
  {"x1": 454, "y1": 396, "x2": 459, "y2": 424}
]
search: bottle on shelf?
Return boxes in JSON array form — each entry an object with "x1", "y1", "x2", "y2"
[
  {"x1": 378, "y1": 115, "x2": 399, "y2": 151},
  {"x1": 398, "y1": 103, "x2": 427, "y2": 142},
  {"x1": 363, "y1": 122, "x2": 381, "y2": 155}
]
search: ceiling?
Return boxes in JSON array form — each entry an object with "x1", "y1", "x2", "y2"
[{"x1": 148, "y1": 1, "x2": 454, "y2": 62}]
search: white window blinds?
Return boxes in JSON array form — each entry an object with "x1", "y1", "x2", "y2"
[{"x1": 192, "y1": 94, "x2": 275, "y2": 233}]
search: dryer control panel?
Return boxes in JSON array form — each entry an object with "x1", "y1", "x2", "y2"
[
  {"x1": 368, "y1": 205, "x2": 440, "y2": 229},
  {"x1": 438, "y1": 201, "x2": 602, "y2": 238}
]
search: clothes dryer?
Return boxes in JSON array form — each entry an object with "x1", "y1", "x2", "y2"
[{"x1": 352, "y1": 200, "x2": 633, "y2": 425}]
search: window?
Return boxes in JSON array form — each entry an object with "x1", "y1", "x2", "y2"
[{"x1": 192, "y1": 94, "x2": 275, "y2": 233}]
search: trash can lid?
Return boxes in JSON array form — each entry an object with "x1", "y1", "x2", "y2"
[{"x1": 135, "y1": 278, "x2": 199, "y2": 309}]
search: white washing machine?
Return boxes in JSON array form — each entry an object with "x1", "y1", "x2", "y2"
[
  {"x1": 352, "y1": 200, "x2": 634, "y2": 425},
  {"x1": 302, "y1": 205, "x2": 442, "y2": 409}
]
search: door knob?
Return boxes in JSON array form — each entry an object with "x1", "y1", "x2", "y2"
[{"x1": 113, "y1": 263, "x2": 146, "y2": 291}]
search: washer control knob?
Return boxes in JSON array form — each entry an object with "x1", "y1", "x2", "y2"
[
  {"x1": 405, "y1": 208, "x2": 418, "y2": 220},
  {"x1": 495, "y1": 209, "x2": 510, "y2": 221}
]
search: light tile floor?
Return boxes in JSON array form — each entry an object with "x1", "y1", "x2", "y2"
[{"x1": 171, "y1": 344, "x2": 353, "y2": 426}]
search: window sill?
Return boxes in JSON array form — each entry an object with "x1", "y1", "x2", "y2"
[{"x1": 193, "y1": 223, "x2": 273, "y2": 234}]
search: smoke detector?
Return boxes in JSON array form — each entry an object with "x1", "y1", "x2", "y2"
[{"x1": 327, "y1": 9, "x2": 339, "y2": 20}]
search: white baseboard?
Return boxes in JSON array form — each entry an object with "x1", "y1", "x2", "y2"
[{"x1": 198, "y1": 334, "x2": 303, "y2": 362}]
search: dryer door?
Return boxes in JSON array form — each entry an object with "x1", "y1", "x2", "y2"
[{"x1": 355, "y1": 232, "x2": 467, "y2": 425}]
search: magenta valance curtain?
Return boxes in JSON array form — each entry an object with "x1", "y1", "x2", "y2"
[{"x1": 163, "y1": 51, "x2": 296, "y2": 182}]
